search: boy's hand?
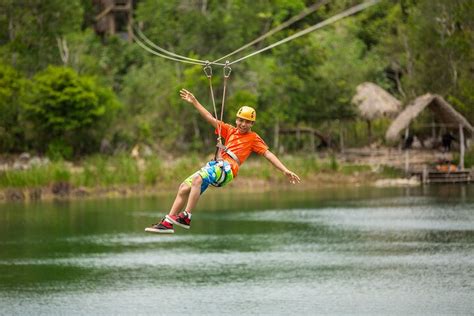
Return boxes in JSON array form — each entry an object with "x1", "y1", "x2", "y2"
[
  {"x1": 180, "y1": 89, "x2": 197, "y2": 104},
  {"x1": 285, "y1": 170, "x2": 300, "y2": 184}
]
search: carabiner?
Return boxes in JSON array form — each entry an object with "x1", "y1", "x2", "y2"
[
  {"x1": 223, "y1": 61, "x2": 232, "y2": 78},
  {"x1": 203, "y1": 61, "x2": 212, "y2": 78}
]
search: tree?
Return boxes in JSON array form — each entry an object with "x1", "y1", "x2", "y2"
[
  {"x1": 0, "y1": 0, "x2": 84, "y2": 74},
  {"x1": 24, "y1": 66, "x2": 120, "y2": 158},
  {"x1": 372, "y1": 0, "x2": 474, "y2": 123},
  {"x1": 0, "y1": 63, "x2": 27, "y2": 152}
]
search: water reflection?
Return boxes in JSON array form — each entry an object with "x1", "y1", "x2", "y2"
[{"x1": 0, "y1": 185, "x2": 473, "y2": 315}]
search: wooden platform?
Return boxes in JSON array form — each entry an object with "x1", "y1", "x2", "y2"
[{"x1": 412, "y1": 169, "x2": 472, "y2": 184}]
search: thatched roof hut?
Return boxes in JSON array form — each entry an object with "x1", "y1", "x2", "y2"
[
  {"x1": 385, "y1": 93, "x2": 474, "y2": 142},
  {"x1": 352, "y1": 82, "x2": 402, "y2": 120}
]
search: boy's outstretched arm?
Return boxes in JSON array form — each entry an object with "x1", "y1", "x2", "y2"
[
  {"x1": 263, "y1": 150, "x2": 301, "y2": 184},
  {"x1": 180, "y1": 88, "x2": 218, "y2": 129}
]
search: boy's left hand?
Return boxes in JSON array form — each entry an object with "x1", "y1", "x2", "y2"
[
  {"x1": 285, "y1": 170, "x2": 300, "y2": 184},
  {"x1": 180, "y1": 88, "x2": 197, "y2": 104}
]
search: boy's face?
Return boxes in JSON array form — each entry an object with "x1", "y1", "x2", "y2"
[{"x1": 235, "y1": 117, "x2": 254, "y2": 134}]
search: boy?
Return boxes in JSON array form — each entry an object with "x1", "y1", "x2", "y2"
[{"x1": 145, "y1": 88, "x2": 300, "y2": 233}]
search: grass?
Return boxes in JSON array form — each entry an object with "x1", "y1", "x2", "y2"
[
  {"x1": 0, "y1": 162, "x2": 71, "y2": 188},
  {"x1": 73, "y1": 155, "x2": 139, "y2": 187},
  {"x1": 0, "y1": 154, "x2": 404, "y2": 189}
]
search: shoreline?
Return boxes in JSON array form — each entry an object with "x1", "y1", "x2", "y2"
[
  {"x1": 1, "y1": 152, "x2": 434, "y2": 203},
  {"x1": 0, "y1": 172, "x2": 420, "y2": 203}
]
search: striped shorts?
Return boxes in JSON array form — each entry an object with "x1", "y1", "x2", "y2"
[{"x1": 184, "y1": 160, "x2": 234, "y2": 194}]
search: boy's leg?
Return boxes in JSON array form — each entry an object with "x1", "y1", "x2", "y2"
[
  {"x1": 154, "y1": 162, "x2": 214, "y2": 231},
  {"x1": 168, "y1": 182, "x2": 191, "y2": 216},
  {"x1": 166, "y1": 171, "x2": 208, "y2": 229},
  {"x1": 184, "y1": 175, "x2": 203, "y2": 214}
]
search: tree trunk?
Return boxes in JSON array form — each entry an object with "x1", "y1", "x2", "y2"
[
  {"x1": 339, "y1": 123, "x2": 345, "y2": 153},
  {"x1": 367, "y1": 120, "x2": 372, "y2": 143},
  {"x1": 273, "y1": 119, "x2": 279, "y2": 151},
  {"x1": 459, "y1": 124, "x2": 465, "y2": 170}
]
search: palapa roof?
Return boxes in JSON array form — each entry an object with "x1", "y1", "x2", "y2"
[
  {"x1": 351, "y1": 82, "x2": 402, "y2": 120},
  {"x1": 385, "y1": 93, "x2": 474, "y2": 142}
]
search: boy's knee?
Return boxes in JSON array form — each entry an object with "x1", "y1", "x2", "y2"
[
  {"x1": 179, "y1": 182, "x2": 191, "y2": 193},
  {"x1": 191, "y1": 175, "x2": 203, "y2": 187}
]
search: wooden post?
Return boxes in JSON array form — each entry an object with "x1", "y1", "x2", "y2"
[
  {"x1": 296, "y1": 127, "x2": 301, "y2": 151},
  {"x1": 459, "y1": 124, "x2": 465, "y2": 170},
  {"x1": 340, "y1": 123, "x2": 345, "y2": 154},
  {"x1": 127, "y1": 0, "x2": 133, "y2": 43},
  {"x1": 422, "y1": 165, "x2": 428, "y2": 184},
  {"x1": 404, "y1": 128, "x2": 410, "y2": 174},
  {"x1": 108, "y1": 13, "x2": 115, "y2": 35},
  {"x1": 367, "y1": 120, "x2": 372, "y2": 144},
  {"x1": 431, "y1": 118, "x2": 436, "y2": 140}
]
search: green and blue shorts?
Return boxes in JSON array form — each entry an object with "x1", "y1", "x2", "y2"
[{"x1": 184, "y1": 160, "x2": 234, "y2": 194}]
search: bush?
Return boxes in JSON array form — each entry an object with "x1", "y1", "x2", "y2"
[{"x1": 23, "y1": 66, "x2": 121, "y2": 156}]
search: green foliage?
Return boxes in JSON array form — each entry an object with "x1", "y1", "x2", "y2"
[
  {"x1": 23, "y1": 66, "x2": 120, "y2": 156},
  {"x1": 453, "y1": 146, "x2": 474, "y2": 169},
  {"x1": 0, "y1": 63, "x2": 27, "y2": 152},
  {"x1": 329, "y1": 153, "x2": 339, "y2": 171},
  {"x1": 47, "y1": 140, "x2": 73, "y2": 161},
  {"x1": 0, "y1": 0, "x2": 84, "y2": 73},
  {"x1": 143, "y1": 157, "x2": 163, "y2": 185},
  {"x1": 463, "y1": 147, "x2": 474, "y2": 169},
  {"x1": 0, "y1": 0, "x2": 473, "y2": 157},
  {"x1": 117, "y1": 59, "x2": 181, "y2": 149},
  {"x1": 343, "y1": 118, "x2": 392, "y2": 147},
  {"x1": 379, "y1": 166, "x2": 404, "y2": 178},
  {"x1": 374, "y1": 0, "x2": 474, "y2": 115}
]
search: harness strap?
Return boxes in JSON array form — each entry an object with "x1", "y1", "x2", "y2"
[
  {"x1": 216, "y1": 142, "x2": 241, "y2": 165},
  {"x1": 212, "y1": 164, "x2": 227, "y2": 187}
]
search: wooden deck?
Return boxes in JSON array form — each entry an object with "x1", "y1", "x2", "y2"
[{"x1": 412, "y1": 169, "x2": 472, "y2": 184}]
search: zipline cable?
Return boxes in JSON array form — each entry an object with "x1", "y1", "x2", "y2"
[
  {"x1": 212, "y1": 0, "x2": 330, "y2": 64},
  {"x1": 133, "y1": 33, "x2": 206, "y2": 65},
  {"x1": 133, "y1": 26, "x2": 226, "y2": 65},
  {"x1": 134, "y1": 1, "x2": 329, "y2": 66},
  {"x1": 228, "y1": 0, "x2": 380, "y2": 65}
]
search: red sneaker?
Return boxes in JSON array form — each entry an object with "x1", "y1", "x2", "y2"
[
  {"x1": 166, "y1": 212, "x2": 191, "y2": 229},
  {"x1": 145, "y1": 217, "x2": 174, "y2": 234}
]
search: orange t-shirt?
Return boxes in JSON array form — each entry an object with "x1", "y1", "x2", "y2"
[{"x1": 215, "y1": 122, "x2": 269, "y2": 176}]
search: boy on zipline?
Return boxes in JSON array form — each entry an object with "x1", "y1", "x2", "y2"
[{"x1": 145, "y1": 88, "x2": 300, "y2": 233}]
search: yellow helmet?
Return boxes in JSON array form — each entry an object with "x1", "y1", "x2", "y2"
[{"x1": 236, "y1": 106, "x2": 256, "y2": 122}]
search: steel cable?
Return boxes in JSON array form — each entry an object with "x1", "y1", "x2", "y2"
[
  {"x1": 228, "y1": 0, "x2": 380, "y2": 65},
  {"x1": 134, "y1": 26, "x2": 227, "y2": 65},
  {"x1": 212, "y1": 0, "x2": 330, "y2": 64}
]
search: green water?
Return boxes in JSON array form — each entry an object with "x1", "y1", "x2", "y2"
[{"x1": 0, "y1": 185, "x2": 473, "y2": 315}]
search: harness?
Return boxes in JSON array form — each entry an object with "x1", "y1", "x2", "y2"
[
  {"x1": 216, "y1": 140, "x2": 241, "y2": 165},
  {"x1": 202, "y1": 61, "x2": 242, "y2": 167}
]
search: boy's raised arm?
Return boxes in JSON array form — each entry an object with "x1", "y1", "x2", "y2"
[{"x1": 180, "y1": 89, "x2": 218, "y2": 129}]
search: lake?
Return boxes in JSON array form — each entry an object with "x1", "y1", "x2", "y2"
[{"x1": 0, "y1": 185, "x2": 473, "y2": 315}]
